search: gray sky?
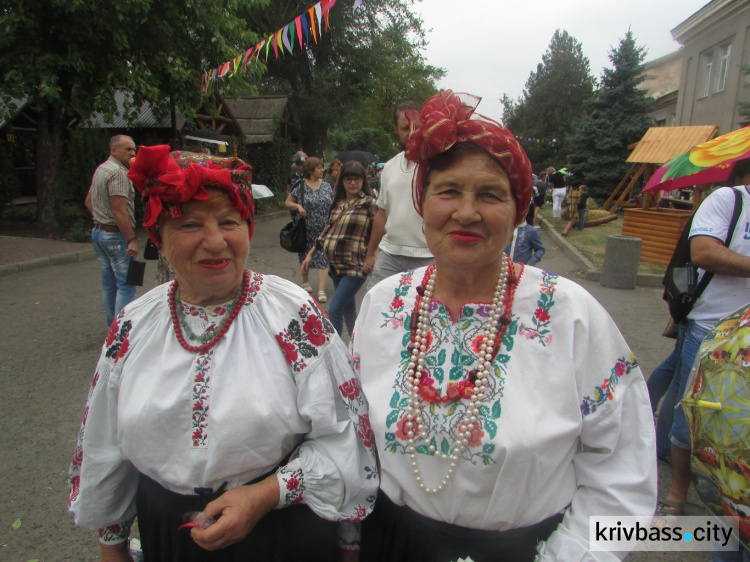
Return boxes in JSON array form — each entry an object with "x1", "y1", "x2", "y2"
[{"x1": 412, "y1": 0, "x2": 710, "y2": 122}]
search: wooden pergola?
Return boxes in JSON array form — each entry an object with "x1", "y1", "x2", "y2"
[
  {"x1": 601, "y1": 125, "x2": 718, "y2": 213},
  {"x1": 608, "y1": 125, "x2": 719, "y2": 264}
]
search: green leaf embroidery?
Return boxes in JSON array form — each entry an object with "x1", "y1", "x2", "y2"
[
  {"x1": 389, "y1": 390, "x2": 400, "y2": 409},
  {"x1": 398, "y1": 397, "x2": 409, "y2": 408},
  {"x1": 416, "y1": 444, "x2": 429, "y2": 454},
  {"x1": 482, "y1": 443, "x2": 496, "y2": 454},
  {"x1": 491, "y1": 400, "x2": 502, "y2": 419},
  {"x1": 441, "y1": 437, "x2": 451, "y2": 454},
  {"x1": 401, "y1": 329, "x2": 412, "y2": 347},
  {"x1": 385, "y1": 432, "x2": 395, "y2": 442},
  {"x1": 386, "y1": 410, "x2": 399, "y2": 428},
  {"x1": 478, "y1": 405, "x2": 490, "y2": 417},
  {"x1": 429, "y1": 436, "x2": 438, "y2": 453},
  {"x1": 485, "y1": 419, "x2": 497, "y2": 439},
  {"x1": 433, "y1": 367, "x2": 444, "y2": 383},
  {"x1": 437, "y1": 348, "x2": 447, "y2": 366}
]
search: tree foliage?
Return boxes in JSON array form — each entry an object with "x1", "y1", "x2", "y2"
[
  {"x1": 501, "y1": 30, "x2": 595, "y2": 172},
  {"x1": 243, "y1": 0, "x2": 444, "y2": 158},
  {"x1": 567, "y1": 30, "x2": 654, "y2": 200},
  {"x1": 0, "y1": 0, "x2": 265, "y2": 229}
]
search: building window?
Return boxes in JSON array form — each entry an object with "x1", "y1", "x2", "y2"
[
  {"x1": 699, "y1": 51, "x2": 713, "y2": 98},
  {"x1": 717, "y1": 44, "x2": 731, "y2": 91}
]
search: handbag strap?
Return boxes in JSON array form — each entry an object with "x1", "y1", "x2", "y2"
[{"x1": 692, "y1": 186, "x2": 743, "y2": 299}]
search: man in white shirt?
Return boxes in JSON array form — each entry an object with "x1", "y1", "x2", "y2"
[
  {"x1": 364, "y1": 101, "x2": 433, "y2": 289},
  {"x1": 659, "y1": 164, "x2": 750, "y2": 526}
]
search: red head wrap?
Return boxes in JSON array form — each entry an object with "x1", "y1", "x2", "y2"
[
  {"x1": 127, "y1": 145, "x2": 255, "y2": 245},
  {"x1": 405, "y1": 90, "x2": 533, "y2": 226}
]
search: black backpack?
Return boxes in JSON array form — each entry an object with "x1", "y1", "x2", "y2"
[{"x1": 662, "y1": 187, "x2": 743, "y2": 323}]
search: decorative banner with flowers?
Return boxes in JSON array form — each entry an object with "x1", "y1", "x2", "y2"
[{"x1": 201, "y1": 0, "x2": 338, "y2": 92}]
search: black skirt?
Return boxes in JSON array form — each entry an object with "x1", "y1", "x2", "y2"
[
  {"x1": 361, "y1": 490, "x2": 564, "y2": 562},
  {"x1": 136, "y1": 473, "x2": 338, "y2": 562}
]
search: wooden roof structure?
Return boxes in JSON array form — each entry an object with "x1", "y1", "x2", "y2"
[
  {"x1": 222, "y1": 95, "x2": 301, "y2": 146},
  {"x1": 626, "y1": 125, "x2": 719, "y2": 164},
  {"x1": 602, "y1": 125, "x2": 719, "y2": 213}
]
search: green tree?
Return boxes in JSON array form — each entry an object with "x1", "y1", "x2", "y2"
[
  {"x1": 501, "y1": 30, "x2": 595, "y2": 171},
  {"x1": 243, "y1": 0, "x2": 443, "y2": 157},
  {"x1": 567, "y1": 30, "x2": 654, "y2": 200},
  {"x1": 0, "y1": 0, "x2": 264, "y2": 229}
]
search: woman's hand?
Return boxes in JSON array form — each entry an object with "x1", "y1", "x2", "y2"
[
  {"x1": 190, "y1": 476, "x2": 279, "y2": 551},
  {"x1": 300, "y1": 255, "x2": 312, "y2": 276},
  {"x1": 363, "y1": 255, "x2": 376, "y2": 275},
  {"x1": 297, "y1": 204, "x2": 307, "y2": 218},
  {"x1": 100, "y1": 542, "x2": 133, "y2": 562}
]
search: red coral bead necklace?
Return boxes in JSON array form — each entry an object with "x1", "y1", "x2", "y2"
[{"x1": 169, "y1": 270, "x2": 250, "y2": 353}]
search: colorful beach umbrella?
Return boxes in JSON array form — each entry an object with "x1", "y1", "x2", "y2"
[
  {"x1": 642, "y1": 127, "x2": 750, "y2": 193},
  {"x1": 682, "y1": 304, "x2": 750, "y2": 550}
]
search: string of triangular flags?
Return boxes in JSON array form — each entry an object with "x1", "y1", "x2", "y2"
[
  {"x1": 514, "y1": 135, "x2": 559, "y2": 146},
  {"x1": 201, "y1": 0, "x2": 338, "y2": 92}
]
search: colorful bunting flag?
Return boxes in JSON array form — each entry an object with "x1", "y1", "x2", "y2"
[{"x1": 201, "y1": 0, "x2": 345, "y2": 92}]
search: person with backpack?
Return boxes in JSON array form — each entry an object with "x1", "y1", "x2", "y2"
[{"x1": 657, "y1": 160, "x2": 750, "y2": 522}]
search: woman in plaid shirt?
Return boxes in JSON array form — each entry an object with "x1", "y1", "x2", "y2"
[{"x1": 302, "y1": 161, "x2": 377, "y2": 336}]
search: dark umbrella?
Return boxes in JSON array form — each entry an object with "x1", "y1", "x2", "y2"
[{"x1": 336, "y1": 150, "x2": 376, "y2": 166}]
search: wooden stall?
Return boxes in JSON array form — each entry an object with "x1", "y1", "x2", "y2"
[{"x1": 621, "y1": 208, "x2": 692, "y2": 264}]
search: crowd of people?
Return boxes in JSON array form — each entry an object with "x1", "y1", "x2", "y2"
[{"x1": 70, "y1": 88, "x2": 750, "y2": 561}]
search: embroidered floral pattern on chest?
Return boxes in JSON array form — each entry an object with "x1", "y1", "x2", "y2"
[
  {"x1": 191, "y1": 350, "x2": 213, "y2": 448},
  {"x1": 519, "y1": 269, "x2": 558, "y2": 346},
  {"x1": 383, "y1": 262, "x2": 519, "y2": 493},
  {"x1": 379, "y1": 271, "x2": 413, "y2": 330}
]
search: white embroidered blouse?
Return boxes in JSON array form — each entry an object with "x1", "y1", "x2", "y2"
[
  {"x1": 68, "y1": 272, "x2": 378, "y2": 543},
  {"x1": 351, "y1": 265, "x2": 657, "y2": 561}
]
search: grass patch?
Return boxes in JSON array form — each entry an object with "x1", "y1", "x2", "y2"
[{"x1": 539, "y1": 207, "x2": 666, "y2": 276}]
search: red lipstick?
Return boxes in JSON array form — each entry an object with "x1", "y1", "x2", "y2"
[
  {"x1": 449, "y1": 231, "x2": 483, "y2": 243},
  {"x1": 198, "y1": 258, "x2": 231, "y2": 270}
]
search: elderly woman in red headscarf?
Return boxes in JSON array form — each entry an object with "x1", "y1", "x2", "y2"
[
  {"x1": 351, "y1": 91, "x2": 656, "y2": 561},
  {"x1": 67, "y1": 146, "x2": 377, "y2": 561}
]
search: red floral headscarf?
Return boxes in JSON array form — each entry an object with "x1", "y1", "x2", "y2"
[
  {"x1": 127, "y1": 145, "x2": 255, "y2": 245},
  {"x1": 405, "y1": 90, "x2": 533, "y2": 226}
]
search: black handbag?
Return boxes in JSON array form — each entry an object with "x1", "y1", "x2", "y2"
[
  {"x1": 143, "y1": 238, "x2": 160, "y2": 260},
  {"x1": 662, "y1": 187, "x2": 742, "y2": 323},
  {"x1": 126, "y1": 259, "x2": 146, "y2": 286},
  {"x1": 280, "y1": 182, "x2": 307, "y2": 253},
  {"x1": 280, "y1": 217, "x2": 307, "y2": 253}
]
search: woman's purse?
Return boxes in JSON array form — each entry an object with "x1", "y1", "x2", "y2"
[
  {"x1": 143, "y1": 238, "x2": 160, "y2": 260},
  {"x1": 280, "y1": 217, "x2": 307, "y2": 253},
  {"x1": 280, "y1": 182, "x2": 307, "y2": 253}
]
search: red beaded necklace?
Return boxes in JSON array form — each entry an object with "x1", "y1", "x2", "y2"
[
  {"x1": 408, "y1": 257, "x2": 518, "y2": 404},
  {"x1": 168, "y1": 270, "x2": 250, "y2": 353}
]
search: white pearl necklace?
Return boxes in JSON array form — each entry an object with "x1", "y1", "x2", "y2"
[{"x1": 405, "y1": 257, "x2": 511, "y2": 494}]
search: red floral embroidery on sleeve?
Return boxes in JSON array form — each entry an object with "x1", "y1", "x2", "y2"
[
  {"x1": 339, "y1": 378, "x2": 361, "y2": 400},
  {"x1": 104, "y1": 318, "x2": 132, "y2": 364}
]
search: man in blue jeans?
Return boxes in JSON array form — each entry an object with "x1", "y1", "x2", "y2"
[
  {"x1": 658, "y1": 174, "x2": 750, "y2": 562},
  {"x1": 84, "y1": 135, "x2": 139, "y2": 326}
]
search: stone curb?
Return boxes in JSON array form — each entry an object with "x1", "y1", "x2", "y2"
[
  {"x1": 0, "y1": 210, "x2": 290, "y2": 277},
  {"x1": 540, "y1": 217, "x2": 664, "y2": 288}
]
